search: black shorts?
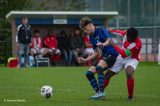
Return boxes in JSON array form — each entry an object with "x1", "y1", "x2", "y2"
[{"x1": 93, "y1": 53, "x2": 117, "y2": 69}]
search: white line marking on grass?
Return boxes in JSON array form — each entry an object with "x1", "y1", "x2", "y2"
[
  {"x1": 1, "y1": 86, "x2": 160, "y2": 98},
  {"x1": 0, "y1": 86, "x2": 73, "y2": 92}
]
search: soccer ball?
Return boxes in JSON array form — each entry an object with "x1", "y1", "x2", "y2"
[{"x1": 40, "y1": 85, "x2": 53, "y2": 98}]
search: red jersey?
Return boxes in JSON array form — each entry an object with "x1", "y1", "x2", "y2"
[
  {"x1": 31, "y1": 36, "x2": 43, "y2": 49},
  {"x1": 44, "y1": 35, "x2": 58, "y2": 49},
  {"x1": 110, "y1": 29, "x2": 142, "y2": 61},
  {"x1": 84, "y1": 35, "x2": 92, "y2": 48}
]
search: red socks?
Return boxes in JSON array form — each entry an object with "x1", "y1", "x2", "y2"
[
  {"x1": 127, "y1": 78, "x2": 134, "y2": 97},
  {"x1": 104, "y1": 79, "x2": 110, "y2": 89},
  {"x1": 104, "y1": 77, "x2": 134, "y2": 97}
]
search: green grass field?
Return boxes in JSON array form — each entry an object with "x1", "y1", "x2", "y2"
[{"x1": 0, "y1": 62, "x2": 160, "y2": 106}]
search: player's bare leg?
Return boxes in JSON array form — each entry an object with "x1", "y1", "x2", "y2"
[
  {"x1": 30, "y1": 49, "x2": 37, "y2": 56},
  {"x1": 104, "y1": 70, "x2": 116, "y2": 89},
  {"x1": 125, "y1": 65, "x2": 135, "y2": 101},
  {"x1": 42, "y1": 48, "x2": 49, "y2": 56}
]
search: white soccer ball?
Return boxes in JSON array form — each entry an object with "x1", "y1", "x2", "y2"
[{"x1": 40, "y1": 85, "x2": 53, "y2": 98}]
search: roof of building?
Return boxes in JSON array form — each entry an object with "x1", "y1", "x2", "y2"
[{"x1": 6, "y1": 11, "x2": 118, "y2": 19}]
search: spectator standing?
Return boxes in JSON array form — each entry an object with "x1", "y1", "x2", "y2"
[{"x1": 16, "y1": 17, "x2": 32, "y2": 67}]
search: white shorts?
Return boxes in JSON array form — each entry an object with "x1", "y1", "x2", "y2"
[
  {"x1": 84, "y1": 48, "x2": 94, "y2": 55},
  {"x1": 30, "y1": 48, "x2": 46, "y2": 54},
  {"x1": 48, "y1": 48, "x2": 61, "y2": 54},
  {"x1": 109, "y1": 55, "x2": 139, "y2": 73}
]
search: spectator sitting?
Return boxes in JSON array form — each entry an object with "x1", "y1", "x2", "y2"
[
  {"x1": 30, "y1": 29, "x2": 48, "y2": 58},
  {"x1": 58, "y1": 30, "x2": 73, "y2": 66},
  {"x1": 44, "y1": 29, "x2": 61, "y2": 66},
  {"x1": 71, "y1": 27, "x2": 85, "y2": 66}
]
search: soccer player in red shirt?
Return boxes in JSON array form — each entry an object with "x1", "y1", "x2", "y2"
[
  {"x1": 43, "y1": 29, "x2": 61, "y2": 65},
  {"x1": 104, "y1": 28, "x2": 142, "y2": 100}
]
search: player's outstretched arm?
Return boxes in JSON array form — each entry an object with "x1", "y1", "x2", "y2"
[
  {"x1": 103, "y1": 38, "x2": 110, "y2": 46},
  {"x1": 109, "y1": 28, "x2": 126, "y2": 37},
  {"x1": 78, "y1": 48, "x2": 99, "y2": 63},
  {"x1": 109, "y1": 39, "x2": 131, "y2": 58}
]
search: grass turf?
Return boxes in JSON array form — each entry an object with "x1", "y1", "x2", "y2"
[{"x1": 0, "y1": 62, "x2": 160, "y2": 106}]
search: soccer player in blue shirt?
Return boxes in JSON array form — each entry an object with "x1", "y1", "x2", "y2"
[{"x1": 78, "y1": 17, "x2": 118, "y2": 99}]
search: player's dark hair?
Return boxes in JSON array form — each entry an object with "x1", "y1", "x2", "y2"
[
  {"x1": 126, "y1": 27, "x2": 138, "y2": 40},
  {"x1": 79, "y1": 17, "x2": 93, "y2": 29}
]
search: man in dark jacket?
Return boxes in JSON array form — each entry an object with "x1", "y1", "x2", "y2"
[
  {"x1": 58, "y1": 30, "x2": 73, "y2": 66},
  {"x1": 16, "y1": 17, "x2": 32, "y2": 67},
  {"x1": 71, "y1": 28, "x2": 85, "y2": 65}
]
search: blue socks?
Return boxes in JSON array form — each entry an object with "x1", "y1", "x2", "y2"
[
  {"x1": 86, "y1": 66, "x2": 105, "y2": 93},
  {"x1": 96, "y1": 66, "x2": 105, "y2": 92},
  {"x1": 86, "y1": 71, "x2": 99, "y2": 92}
]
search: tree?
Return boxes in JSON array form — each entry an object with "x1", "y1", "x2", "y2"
[{"x1": 0, "y1": 0, "x2": 48, "y2": 64}]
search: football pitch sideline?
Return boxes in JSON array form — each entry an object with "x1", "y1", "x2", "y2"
[{"x1": 0, "y1": 62, "x2": 160, "y2": 106}]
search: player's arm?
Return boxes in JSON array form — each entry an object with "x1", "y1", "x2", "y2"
[
  {"x1": 86, "y1": 47, "x2": 99, "y2": 61},
  {"x1": 103, "y1": 38, "x2": 110, "y2": 46},
  {"x1": 109, "y1": 39, "x2": 137, "y2": 58},
  {"x1": 96, "y1": 39, "x2": 110, "y2": 47},
  {"x1": 109, "y1": 28, "x2": 126, "y2": 37},
  {"x1": 78, "y1": 47, "x2": 99, "y2": 63},
  {"x1": 97, "y1": 27, "x2": 111, "y2": 47},
  {"x1": 84, "y1": 39, "x2": 92, "y2": 47}
]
